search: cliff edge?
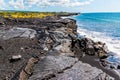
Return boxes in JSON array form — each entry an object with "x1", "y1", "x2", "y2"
[{"x1": 0, "y1": 17, "x2": 115, "y2": 80}]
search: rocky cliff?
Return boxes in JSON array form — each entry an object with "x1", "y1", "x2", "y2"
[{"x1": 0, "y1": 17, "x2": 115, "y2": 80}]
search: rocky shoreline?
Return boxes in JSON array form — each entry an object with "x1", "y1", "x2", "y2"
[{"x1": 0, "y1": 16, "x2": 118, "y2": 80}]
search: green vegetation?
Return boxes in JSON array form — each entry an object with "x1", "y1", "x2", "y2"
[
  {"x1": 0, "y1": 11, "x2": 54, "y2": 18},
  {"x1": 0, "y1": 10, "x2": 78, "y2": 19}
]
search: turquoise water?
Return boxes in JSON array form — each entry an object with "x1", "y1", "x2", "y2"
[
  {"x1": 72, "y1": 13, "x2": 120, "y2": 64},
  {"x1": 74, "y1": 13, "x2": 120, "y2": 38}
]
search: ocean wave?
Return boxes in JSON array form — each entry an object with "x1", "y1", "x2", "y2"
[{"x1": 77, "y1": 27, "x2": 120, "y2": 57}]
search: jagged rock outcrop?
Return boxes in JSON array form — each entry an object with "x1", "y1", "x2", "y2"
[
  {"x1": 28, "y1": 18, "x2": 114, "y2": 80},
  {"x1": 36, "y1": 18, "x2": 77, "y2": 57},
  {"x1": 0, "y1": 16, "x2": 116, "y2": 80},
  {"x1": 71, "y1": 38, "x2": 110, "y2": 59},
  {"x1": 29, "y1": 56, "x2": 114, "y2": 80}
]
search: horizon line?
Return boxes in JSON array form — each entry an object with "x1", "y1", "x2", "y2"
[{"x1": 1, "y1": 9, "x2": 120, "y2": 13}]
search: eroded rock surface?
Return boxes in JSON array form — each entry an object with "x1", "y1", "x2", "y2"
[
  {"x1": 0, "y1": 17, "x2": 116, "y2": 80},
  {"x1": 36, "y1": 18, "x2": 77, "y2": 57},
  {"x1": 0, "y1": 27, "x2": 36, "y2": 40},
  {"x1": 29, "y1": 56, "x2": 114, "y2": 80}
]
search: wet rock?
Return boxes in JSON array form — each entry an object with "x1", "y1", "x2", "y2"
[
  {"x1": 100, "y1": 59, "x2": 108, "y2": 67},
  {"x1": 117, "y1": 65, "x2": 120, "y2": 69},
  {"x1": 109, "y1": 63, "x2": 119, "y2": 69},
  {"x1": 71, "y1": 38, "x2": 95, "y2": 56},
  {"x1": 94, "y1": 42, "x2": 109, "y2": 60},
  {"x1": 83, "y1": 38, "x2": 95, "y2": 55},
  {"x1": 98, "y1": 50, "x2": 109, "y2": 59},
  {"x1": 86, "y1": 44, "x2": 95, "y2": 55},
  {"x1": 94, "y1": 42, "x2": 108, "y2": 53},
  {"x1": 78, "y1": 38, "x2": 95, "y2": 55},
  {"x1": 94, "y1": 43, "x2": 102, "y2": 52},
  {"x1": 71, "y1": 38, "x2": 110, "y2": 58},
  {"x1": 100, "y1": 60, "x2": 117, "y2": 69}
]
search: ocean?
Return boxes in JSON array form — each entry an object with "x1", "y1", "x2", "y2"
[{"x1": 72, "y1": 13, "x2": 120, "y2": 64}]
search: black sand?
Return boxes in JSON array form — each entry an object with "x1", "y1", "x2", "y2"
[{"x1": 79, "y1": 55, "x2": 120, "y2": 80}]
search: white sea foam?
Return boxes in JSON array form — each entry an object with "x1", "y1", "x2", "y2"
[{"x1": 77, "y1": 27, "x2": 120, "y2": 57}]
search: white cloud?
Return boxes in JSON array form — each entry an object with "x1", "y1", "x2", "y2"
[
  {"x1": 31, "y1": 0, "x2": 95, "y2": 7},
  {"x1": 26, "y1": 0, "x2": 95, "y2": 8},
  {"x1": 26, "y1": 0, "x2": 40, "y2": 5},
  {"x1": 9, "y1": 0, "x2": 25, "y2": 9},
  {"x1": 1, "y1": 0, "x2": 95, "y2": 10}
]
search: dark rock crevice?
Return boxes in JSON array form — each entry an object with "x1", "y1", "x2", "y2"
[
  {"x1": 57, "y1": 60, "x2": 78, "y2": 74},
  {"x1": 40, "y1": 58, "x2": 78, "y2": 80}
]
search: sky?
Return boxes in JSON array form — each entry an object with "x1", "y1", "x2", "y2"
[{"x1": 0, "y1": 0, "x2": 120, "y2": 13}]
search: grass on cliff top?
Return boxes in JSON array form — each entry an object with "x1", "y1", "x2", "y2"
[
  {"x1": 0, "y1": 11, "x2": 69, "y2": 19},
  {"x1": 0, "y1": 11, "x2": 54, "y2": 18}
]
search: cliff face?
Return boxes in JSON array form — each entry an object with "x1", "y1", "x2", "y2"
[
  {"x1": 27, "y1": 17, "x2": 114, "y2": 80},
  {"x1": 0, "y1": 17, "x2": 115, "y2": 80}
]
